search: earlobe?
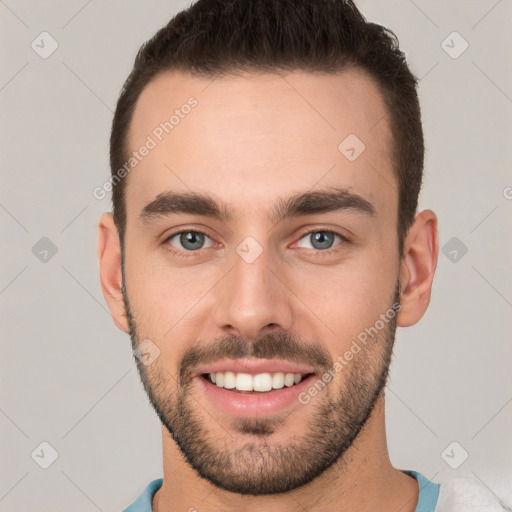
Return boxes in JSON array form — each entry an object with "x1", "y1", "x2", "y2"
[
  {"x1": 97, "y1": 213, "x2": 129, "y2": 333},
  {"x1": 397, "y1": 210, "x2": 439, "y2": 327}
]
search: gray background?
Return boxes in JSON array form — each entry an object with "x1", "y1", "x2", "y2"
[{"x1": 1, "y1": 0, "x2": 511, "y2": 510}]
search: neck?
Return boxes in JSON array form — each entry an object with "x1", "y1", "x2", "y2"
[{"x1": 152, "y1": 392, "x2": 419, "y2": 512}]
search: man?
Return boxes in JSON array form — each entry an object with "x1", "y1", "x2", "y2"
[{"x1": 97, "y1": 1, "x2": 503, "y2": 511}]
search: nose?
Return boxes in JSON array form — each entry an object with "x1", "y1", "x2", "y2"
[{"x1": 212, "y1": 241, "x2": 293, "y2": 341}]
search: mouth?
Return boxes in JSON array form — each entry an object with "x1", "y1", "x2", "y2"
[
  {"x1": 201, "y1": 371, "x2": 314, "y2": 393},
  {"x1": 195, "y1": 362, "x2": 318, "y2": 417}
]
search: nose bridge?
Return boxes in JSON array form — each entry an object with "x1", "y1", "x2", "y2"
[{"x1": 214, "y1": 235, "x2": 292, "y2": 338}]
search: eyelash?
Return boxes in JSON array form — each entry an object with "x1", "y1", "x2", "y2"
[{"x1": 162, "y1": 228, "x2": 349, "y2": 259}]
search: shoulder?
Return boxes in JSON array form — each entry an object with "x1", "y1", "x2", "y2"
[
  {"x1": 436, "y1": 473, "x2": 509, "y2": 512},
  {"x1": 122, "y1": 478, "x2": 163, "y2": 512}
]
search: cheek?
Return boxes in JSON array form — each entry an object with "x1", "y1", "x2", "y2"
[
  {"x1": 124, "y1": 247, "x2": 218, "y2": 339},
  {"x1": 287, "y1": 252, "x2": 398, "y2": 347}
]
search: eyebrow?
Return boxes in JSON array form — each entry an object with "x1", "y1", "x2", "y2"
[{"x1": 139, "y1": 187, "x2": 376, "y2": 225}]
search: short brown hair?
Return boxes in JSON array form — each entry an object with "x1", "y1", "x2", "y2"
[{"x1": 110, "y1": 0, "x2": 423, "y2": 256}]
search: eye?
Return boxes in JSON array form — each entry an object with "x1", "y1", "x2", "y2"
[
  {"x1": 162, "y1": 228, "x2": 348, "y2": 258},
  {"x1": 165, "y1": 230, "x2": 214, "y2": 252},
  {"x1": 295, "y1": 230, "x2": 347, "y2": 252}
]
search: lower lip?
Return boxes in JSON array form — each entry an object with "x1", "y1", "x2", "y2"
[{"x1": 196, "y1": 374, "x2": 316, "y2": 417}]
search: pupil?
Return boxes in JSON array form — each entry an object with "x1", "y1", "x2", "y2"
[
  {"x1": 182, "y1": 232, "x2": 203, "y2": 250},
  {"x1": 312, "y1": 231, "x2": 333, "y2": 250}
]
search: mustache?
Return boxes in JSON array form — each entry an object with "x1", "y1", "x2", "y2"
[{"x1": 179, "y1": 332, "x2": 333, "y2": 386}]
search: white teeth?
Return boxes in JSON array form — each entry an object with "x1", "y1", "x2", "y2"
[
  {"x1": 272, "y1": 372, "x2": 284, "y2": 389},
  {"x1": 284, "y1": 373, "x2": 295, "y2": 387},
  {"x1": 223, "y1": 371, "x2": 236, "y2": 389},
  {"x1": 236, "y1": 373, "x2": 253, "y2": 391},
  {"x1": 254, "y1": 373, "x2": 272, "y2": 392},
  {"x1": 208, "y1": 371, "x2": 307, "y2": 392}
]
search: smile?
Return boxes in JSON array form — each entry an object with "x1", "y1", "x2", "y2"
[
  {"x1": 205, "y1": 371, "x2": 309, "y2": 392},
  {"x1": 194, "y1": 359, "x2": 318, "y2": 417}
]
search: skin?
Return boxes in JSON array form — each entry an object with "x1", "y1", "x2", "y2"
[{"x1": 98, "y1": 68, "x2": 438, "y2": 512}]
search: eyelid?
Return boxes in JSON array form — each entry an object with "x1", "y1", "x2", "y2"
[
  {"x1": 292, "y1": 228, "x2": 349, "y2": 252},
  {"x1": 163, "y1": 228, "x2": 217, "y2": 254}
]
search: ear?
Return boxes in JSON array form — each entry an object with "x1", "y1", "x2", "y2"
[
  {"x1": 397, "y1": 209, "x2": 439, "y2": 327},
  {"x1": 97, "y1": 213, "x2": 129, "y2": 333}
]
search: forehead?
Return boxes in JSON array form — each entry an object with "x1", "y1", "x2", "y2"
[{"x1": 125, "y1": 68, "x2": 396, "y2": 223}]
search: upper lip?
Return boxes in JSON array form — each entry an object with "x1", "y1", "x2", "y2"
[{"x1": 193, "y1": 358, "x2": 316, "y2": 378}]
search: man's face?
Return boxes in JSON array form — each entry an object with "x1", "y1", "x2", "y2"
[{"x1": 122, "y1": 69, "x2": 401, "y2": 494}]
